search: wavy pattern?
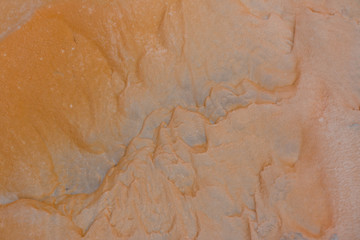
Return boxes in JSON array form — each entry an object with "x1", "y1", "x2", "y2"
[{"x1": 1, "y1": 0, "x2": 360, "y2": 239}]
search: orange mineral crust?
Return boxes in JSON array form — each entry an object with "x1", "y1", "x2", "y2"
[{"x1": 0, "y1": 0, "x2": 360, "y2": 239}]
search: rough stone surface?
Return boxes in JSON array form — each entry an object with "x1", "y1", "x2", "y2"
[{"x1": 0, "y1": 0, "x2": 359, "y2": 239}]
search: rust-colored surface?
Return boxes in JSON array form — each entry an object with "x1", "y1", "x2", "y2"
[{"x1": 0, "y1": 0, "x2": 359, "y2": 239}]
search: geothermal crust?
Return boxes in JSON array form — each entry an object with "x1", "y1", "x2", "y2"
[{"x1": 0, "y1": 0, "x2": 360, "y2": 239}]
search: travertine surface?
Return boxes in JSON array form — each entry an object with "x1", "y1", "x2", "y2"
[{"x1": 0, "y1": 0, "x2": 359, "y2": 239}]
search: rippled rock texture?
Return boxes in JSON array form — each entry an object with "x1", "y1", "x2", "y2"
[{"x1": 0, "y1": 0, "x2": 360, "y2": 239}]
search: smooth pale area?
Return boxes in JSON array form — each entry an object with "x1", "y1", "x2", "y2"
[{"x1": 0, "y1": 0, "x2": 359, "y2": 239}]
